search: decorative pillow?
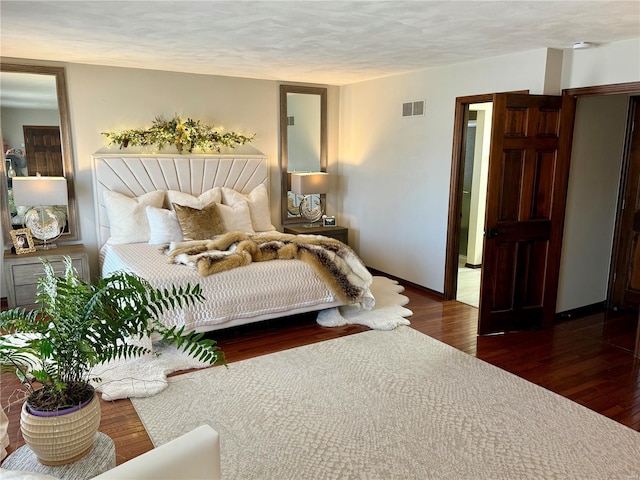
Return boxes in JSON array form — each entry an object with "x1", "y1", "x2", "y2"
[
  {"x1": 173, "y1": 202, "x2": 225, "y2": 240},
  {"x1": 221, "y1": 184, "x2": 275, "y2": 232},
  {"x1": 146, "y1": 206, "x2": 183, "y2": 244},
  {"x1": 167, "y1": 188, "x2": 222, "y2": 210},
  {"x1": 104, "y1": 190, "x2": 165, "y2": 244},
  {"x1": 217, "y1": 201, "x2": 255, "y2": 233}
]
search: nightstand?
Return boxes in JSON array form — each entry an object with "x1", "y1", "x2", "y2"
[
  {"x1": 284, "y1": 225, "x2": 349, "y2": 245},
  {"x1": 3, "y1": 244, "x2": 90, "y2": 309}
]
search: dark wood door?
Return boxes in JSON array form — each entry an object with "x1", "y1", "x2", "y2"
[
  {"x1": 23, "y1": 125, "x2": 63, "y2": 176},
  {"x1": 610, "y1": 97, "x2": 640, "y2": 309},
  {"x1": 478, "y1": 93, "x2": 576, "y2": 335}
]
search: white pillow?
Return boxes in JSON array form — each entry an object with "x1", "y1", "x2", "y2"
[
  {"x1": 146, "y1": 206, "x2": 183, "y2": 244},
  {"x1": 217, "y1": 201, "x2": 254, "y2": 233},
  {"x1": 104, "y1": 190, "x2": 165, "y2": 244},
  {"x1": 167, "y1": 188, "x2": 222, "y2": 210},
  {"x1": 221, "y1": 184, "x2": 275, "y2": 232}
]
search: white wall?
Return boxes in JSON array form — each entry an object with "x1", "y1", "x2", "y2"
[
  {"x1": 338, "y1": 48, "x2": 551, "y2": 292},
  {"x1": 561, "y1": 38, "x2": 640, "y2": 90},
  {"x1": 339, "y1": 39, "x2": 638, "y2": 299},
  {"x1": 556, "y1": 95, "x2": 629, "y2": 312}
]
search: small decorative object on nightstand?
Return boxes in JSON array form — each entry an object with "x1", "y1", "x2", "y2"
[
  {"x1": 3, "y1": 244, "x2": 90, "y2": 309},
  {"x1": 284, "y1": 224, "x2": 348, "y2": 246},
  {"x1": 323, "y1": 216, "x2": 336, "y2": 227},
  {"x1": 10, "y1": 228, "x2": 36, "y2": 254}
]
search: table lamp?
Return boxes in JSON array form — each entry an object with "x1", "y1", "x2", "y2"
[
  {"x1": 290, "y1": 172, "x2": 330, "y2": 225},
  {"x1": 12, "y1": 175, "x2": 68, "y2": 249}
]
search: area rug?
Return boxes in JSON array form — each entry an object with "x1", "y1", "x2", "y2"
[
  {"x1": 131, "y1": 327, "x2": 640, "y2": 480},
  {"x1": 92, "y1": 276, "x2": 411, "y2": 401}
]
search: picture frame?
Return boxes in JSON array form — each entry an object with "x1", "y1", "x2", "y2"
[
  {"x1": 323, "y1": 216, "x2": 336, "y2": 227},
  {"x1": 10, "y1": 228, "x2": 36, "y2": 255}
]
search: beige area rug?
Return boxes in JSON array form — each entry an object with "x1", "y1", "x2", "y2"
[
  {"x1": 132, "y1": 327, "x2": 640, "y2": 480},
  {"x1": 92, "y1": 276, "x2": 411, "y2": 401}
]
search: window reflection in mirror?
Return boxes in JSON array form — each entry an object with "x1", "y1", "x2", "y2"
[
  {"x1": 1, "y1": 64, "x2": 77, "y2": 244},
  {"x1": 280, "y1": 85, "x2": 327, "y2": 225}
]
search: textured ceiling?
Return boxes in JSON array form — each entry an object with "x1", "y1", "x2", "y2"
[{"x1": 0, "y1": 1, "x2": 639, "y2": 86}]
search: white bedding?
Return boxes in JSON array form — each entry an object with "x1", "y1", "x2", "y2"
[{"x1": 100, "y1": 243, "x2": 343, "y2": 333}]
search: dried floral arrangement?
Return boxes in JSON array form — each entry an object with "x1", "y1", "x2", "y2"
[{"x1": 102, "y1": 115, "x2": 255, "y2": 154}]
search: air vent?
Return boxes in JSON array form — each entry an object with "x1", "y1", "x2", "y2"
[
  {"x1": 287, "y1": 116, "x2": 295, "y2": 126},
  {"x1": 402, "y1": 100, "x2": 425, "y2": 118}
]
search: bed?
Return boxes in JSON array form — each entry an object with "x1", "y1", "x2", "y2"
[{"x1": 92, "y1": 153, "x2": 373, "y2": 334}]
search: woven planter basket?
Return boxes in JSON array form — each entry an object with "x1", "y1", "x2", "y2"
[{"x1": 20, "y1": 392, "x2": 101, "y2": 466}]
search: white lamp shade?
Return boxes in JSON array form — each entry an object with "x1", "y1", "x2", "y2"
[
  {"x1": 12, "y1": 176, "x2": 68, "y2": 206},
  {"x1": 290, "y1": 172, "x2": 330, "y2": 195}
]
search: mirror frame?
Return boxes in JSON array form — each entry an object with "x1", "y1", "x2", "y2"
[
  {"x1": 279, "y1": 84, "x2": 327, "y2": 225},
  {"x1": 0, "y1": 63, "x2": 78, "y2": 244}
]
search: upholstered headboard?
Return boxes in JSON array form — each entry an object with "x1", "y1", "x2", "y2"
[{"x1": 92, "y1": 154, "x2": 269, "y2": 247}]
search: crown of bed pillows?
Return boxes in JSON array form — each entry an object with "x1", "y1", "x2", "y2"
[{"x1": 103, "y1": 184, "x2": 275, "y2": 245}]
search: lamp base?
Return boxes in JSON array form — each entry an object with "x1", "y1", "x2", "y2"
[
  {"x1": 24, "y1": 208, "x2": 64, "y2": 250},
  {"x1": 298, "y1": 195, "x2": 323, "y2": 223},
  {"x1": 36, "y1": 243, "x2": 58, "y2": 250}
]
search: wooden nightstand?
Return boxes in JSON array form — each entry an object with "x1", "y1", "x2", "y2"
[
  {"x1": 3, "y1": 244, "x2": 90, "y2": 310},
  {"x1": 284, "y1": 225, "x2": 349, "y2": 245}
]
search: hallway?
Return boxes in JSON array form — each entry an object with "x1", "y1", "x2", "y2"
[{"x1": 456, "y1": 257, "x2": 481, "y2": 308}]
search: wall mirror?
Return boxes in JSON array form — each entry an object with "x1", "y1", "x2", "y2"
[
  {"x1": 279, "y1": 85, "x2": 327, "y2": 225},
  {"x1": 0, "y1": 64, "x2": 78, "y2": 245}
]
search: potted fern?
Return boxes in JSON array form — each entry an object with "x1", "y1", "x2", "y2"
[{"x1": 0, "y1": 256, "x2": 224, "y2": 465}]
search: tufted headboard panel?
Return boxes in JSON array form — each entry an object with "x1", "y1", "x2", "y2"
[{"x1": 92, "y1": 154, "x2": 269, "y2": 247}]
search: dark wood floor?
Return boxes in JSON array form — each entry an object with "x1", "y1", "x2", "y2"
[{"x1": 2, "y1": 284, "x2": 639, "y2": 466}]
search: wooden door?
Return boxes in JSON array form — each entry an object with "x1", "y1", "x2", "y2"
[
  {"x1": 478, "y1": 93, "x2": 576, "y2": 335},
  {"x1": 23, "y1": 125, "x2": 63, "y2": 176},
  {"x1": 610, "y1": 97, "x2": 640, "y2": 309}
]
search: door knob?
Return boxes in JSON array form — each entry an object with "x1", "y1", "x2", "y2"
[{"x1": 485, "y1": 228, "x2": 500, "y2": 238}]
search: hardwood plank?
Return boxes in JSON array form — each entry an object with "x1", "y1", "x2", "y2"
[{"x1": 2, "y1": 283, "x2": 639, "y2": 466}]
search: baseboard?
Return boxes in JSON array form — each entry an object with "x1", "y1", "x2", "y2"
[
  {"x1": 555, "y1": 302, "x2": 606, "y2": 321},
  {"x1": 367, "y1": 267, "x2": 444, "y2": 299},
  {"x1": 464, "y1": 263, "x2": 482, "y2": 269}
]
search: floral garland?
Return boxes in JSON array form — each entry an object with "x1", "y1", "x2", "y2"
[{"x1": 102, "y1": 115, "x2": 255, "y2": 154}]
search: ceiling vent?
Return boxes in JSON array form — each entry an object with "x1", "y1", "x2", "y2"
[{"x1": 402, "y1": 100, "x2": 425, "y2": 118}]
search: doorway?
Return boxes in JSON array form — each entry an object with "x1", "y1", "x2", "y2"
[
  {"x1": 456, "y1": 103, "x2": 492, "y2": 308},
  {"x1": 23, "y1": 125, "x2": 63, "y2": 176},
  {"x1": 445, "y1": 83, "x2": 640, "y2": 350}
]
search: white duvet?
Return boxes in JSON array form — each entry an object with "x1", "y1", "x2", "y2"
[{"x1": 100, "y1": 243, "x2": 345, "y2": 333}]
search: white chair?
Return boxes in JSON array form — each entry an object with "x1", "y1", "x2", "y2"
[{"x1": 92, "y1": 425, "x2": 221, "y2": 480}]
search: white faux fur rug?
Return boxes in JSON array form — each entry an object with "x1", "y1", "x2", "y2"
[
  {"x1": 132, "y1": 327, "x2": 640, "y2": 480},
  {"x1": 92, "y1": 276, "x2": 412, "y2": 401},
  {"x1": 317, "y1": 276, "x2": 411, "y2": 330}
]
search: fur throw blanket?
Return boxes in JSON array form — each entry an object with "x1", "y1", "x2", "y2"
[{"x1": 166, "y1": 232, "x2": 373, "y2": 305}]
